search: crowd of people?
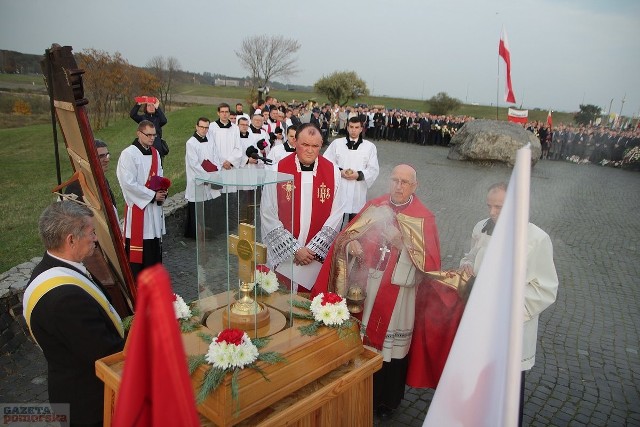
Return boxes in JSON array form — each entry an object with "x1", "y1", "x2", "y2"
[
  {"x1": 246, "y1": 96, "x2": 474, "y2": 147},
  {"x1": 248, "y1": 96, "x2": 640, "y2": 169},
  {"x1": 523, "y1": 120, "x2": 640, "y2": 166}
]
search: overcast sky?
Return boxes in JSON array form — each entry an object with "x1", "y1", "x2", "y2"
[{"x1": 1, "y1": 0, "x2": 639, "y2": 114}]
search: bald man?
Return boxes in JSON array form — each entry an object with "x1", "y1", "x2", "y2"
[{"x1": 312, "y1": 164, "x2": 441, "y2": 419}]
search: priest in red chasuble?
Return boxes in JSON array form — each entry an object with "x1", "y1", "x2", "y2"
[
  {"x1": 312, "y1": 164, "x2": 443, "y2": 418},
  {"x1": 261, "y1": 123, "x2": 345, "y2": 291}
]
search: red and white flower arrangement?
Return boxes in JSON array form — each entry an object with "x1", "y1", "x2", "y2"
[
  {"x1": 292, "y1": 292, "x2": 354, "y2": 336},
  {"x1": 173, "y1": 293, "x2": 192, "y2": 320},
  {"x1": 188, "y1": 328, "x2": 285, "y2": 405},
  {"x1": 251, "y1": 265, "x2": 280, "y2": 295},
  {"x1": 206, "y1": 329, "x2": 259, "y2": 370},
  {"x1": 122, "y1": 292, "x2": 200, "y2": 334},
  {"x1": 309, "y1": 292, "x2": 351, "y2": 326}
]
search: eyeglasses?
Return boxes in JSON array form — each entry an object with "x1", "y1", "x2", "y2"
[
  {"x1": 140, "y1": 131, "x2": 157, "y2": 138},
  {"x1": 196, "y1": 125, "x2": 209, "y2": 129},
  {"x1": 98, "y1": 153, "x2": 110, "y2": 159},
  {"x1": 390, "y1": 178, "x2": 415, "y2": 187}
]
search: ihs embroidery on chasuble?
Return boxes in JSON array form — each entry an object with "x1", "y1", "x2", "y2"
[{"x1": 317, "y1": 182, "x2": 331, "y2": 203}]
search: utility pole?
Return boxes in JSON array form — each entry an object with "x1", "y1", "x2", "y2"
[{"x1": 618, "y1": 93, "x2": 626, "y2": 128}]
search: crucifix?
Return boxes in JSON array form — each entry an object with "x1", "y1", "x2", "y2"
[
  {"x1": 376, "y1": 244, "x2": 391, "y2": 270},
  {"x1": 369, "y1": 241, "x2": 392, "y2": 279},
  {"x1": 378, "y1": 245, "x2": 391, "y2": 262},
  {"x1": 228, "y1": 223, "x2": 267, "y2": 315}
]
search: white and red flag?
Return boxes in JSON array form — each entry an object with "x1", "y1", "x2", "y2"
[
  {"x1": 547, "y1": 111, "x2": 553, "y2": 129},
  {"x1": 499, "y1": 28, "x2": 516, "y2": 104},
  {"x1": 423, "y1": 146, "x2": 532, "y2": 427},
  {"x1": 507, "y1": 108, "x2": 528, "y2": 124}
]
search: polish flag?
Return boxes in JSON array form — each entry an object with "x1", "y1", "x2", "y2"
[
  {"x1": 547, "y1": 111, "x2": 553, "y2": 129},
  {"x1": 507, "y1": 108, "x2": 528, "y2": 124},
  {"x1": 499, "y1": 28, "x2": 516, "y2": 104}
]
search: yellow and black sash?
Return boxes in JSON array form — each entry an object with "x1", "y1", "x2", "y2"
[{"x1": 23, "y1": 267, "x2": 124, "y2": 345}]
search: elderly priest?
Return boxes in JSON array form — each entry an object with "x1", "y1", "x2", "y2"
[{"x1": 312, "y1": 164, "x2": 441, "y2": 418}]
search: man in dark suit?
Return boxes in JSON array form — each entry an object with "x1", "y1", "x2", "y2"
[{"x1": 23, "y1": 201, "x2": 125, "y2": 427}]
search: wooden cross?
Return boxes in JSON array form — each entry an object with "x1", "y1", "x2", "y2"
[{"x1": 228, "y1": 223, "x2": 267, "y2": 284}]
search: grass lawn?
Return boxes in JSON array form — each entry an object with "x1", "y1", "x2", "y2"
[{"x1": 0, "y1": 124, "x2": 73, "y2": 271}]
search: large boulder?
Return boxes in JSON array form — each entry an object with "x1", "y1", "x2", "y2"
[{"x1": 447, "y1": 120, "x2": 541, "y2": 167}]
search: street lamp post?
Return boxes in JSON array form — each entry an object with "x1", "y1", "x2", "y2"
[{"x1": 618, "y1": 94, "x2": 626, "y2": 129}]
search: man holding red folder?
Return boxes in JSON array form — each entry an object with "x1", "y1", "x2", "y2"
[
  {"x1": 184, "y1": 116, "x2": 222, "y2": 238},
  {"x1": 117, "y1": 120, "x2": 168, "y2": 279}
]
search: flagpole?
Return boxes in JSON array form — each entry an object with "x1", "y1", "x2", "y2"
[
  {"x1": 504, "y1": 146, "x2": 531, "y2": 426},
  {"x1": 496, "y1": 50, "x2": 500, "y2": 120}
]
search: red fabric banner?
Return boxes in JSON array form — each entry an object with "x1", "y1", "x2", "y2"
[{"x1": 112, "y1": 265, "x2": 199, "y2": 427}]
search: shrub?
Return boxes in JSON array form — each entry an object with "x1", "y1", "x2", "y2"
[{"x1": 12, "y1": 99, "x2": 31, "y2": 115}]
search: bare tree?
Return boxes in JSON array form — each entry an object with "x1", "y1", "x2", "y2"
[
  {"x1": 146, "y1": 55, "x2": 181, "y2": 108},
  {"x1": 235, "y1": 35, "x2": 301, "y2": 99},
  {"x1": 165, "y1": 56, "x2": 180, "y2": 107}
]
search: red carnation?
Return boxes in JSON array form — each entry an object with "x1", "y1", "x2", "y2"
[
  {"x1": 216, "y1": 328, "x2": 244, "y2": 345},
  {"x1": 321, "y1": 292, "x2": 343, "y2": 306},
  {"x1": 256, "y1": 264, "x2": 270, "y2": 273}
]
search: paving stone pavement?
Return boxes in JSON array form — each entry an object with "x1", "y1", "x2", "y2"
[{"x1": 1, "y1": 141, "x2": 639, "y2": 426}]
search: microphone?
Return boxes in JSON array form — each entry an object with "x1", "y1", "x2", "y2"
[
  {"x1": 246, "y1": 146, "x2": 273, "y2": 165},
  {"x1": 256, "y1": 138, "x2": 269, "y2": 150}
]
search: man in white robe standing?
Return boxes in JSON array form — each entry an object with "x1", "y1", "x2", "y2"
[
  {"x1": 117, "y1": 120, "x2": 166, "y2": 280},
  {"x1": 208, "y1": 102, "x2": 243, "y2": 226},
  {"x1": 260, "y1": 123, "x2": 346, "y2": 292},
  {"x1": 323, "y1": 116, "x2": 380, "y2": 224},
  {"x1": 184, "y1": 116, "x2": 222, "y2": 238},
  {"x1": 459, "y1": 182, "x2": 559, "y2": 427}
]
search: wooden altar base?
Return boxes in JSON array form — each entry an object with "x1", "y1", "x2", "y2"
[
  {"x1": 97, "y1": 348, "x2": 381, "y2": 427},
  {"x1": 96, "y1": 292, "x2": 383, "y2": 426}
]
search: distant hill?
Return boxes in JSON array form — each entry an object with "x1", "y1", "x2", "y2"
[
  {"x1": 0, "y1": 49, "x2": 313, "y2": 92},
  {"x1": 0, "y1": 50, "x2": 43, "y2": 74},
  {"x1": 172, "y1": 69, "x2": 313, "y2": 92}
]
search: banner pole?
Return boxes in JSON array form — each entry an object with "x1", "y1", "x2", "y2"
[{"x1": 496, "y1": 29, "x2": 500, "y2": 121}]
